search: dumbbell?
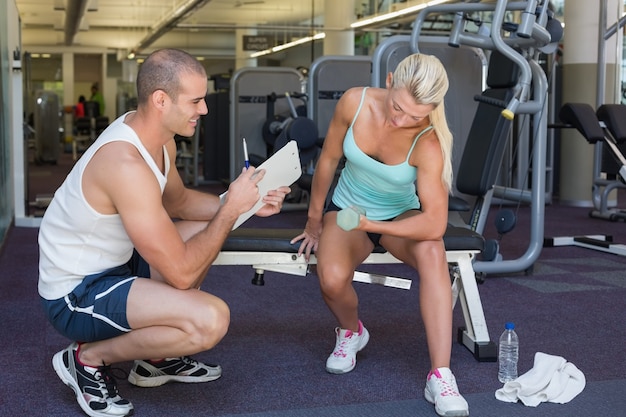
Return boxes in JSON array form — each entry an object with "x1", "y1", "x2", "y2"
[{"x1": 336, "y1": 206, "x2": 365, "y2": 231}]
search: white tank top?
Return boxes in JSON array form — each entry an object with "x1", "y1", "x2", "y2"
[{"x1": 38, "y1": 112, "x2": 169, "y2": 300}]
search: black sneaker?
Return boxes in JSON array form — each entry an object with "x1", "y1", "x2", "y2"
[
  {"x1": 127, "y1": 356, "x2": 222, "y2": 387},
  {"x1": 52, "y1": 342, "x2": 134, "y2": 417}
]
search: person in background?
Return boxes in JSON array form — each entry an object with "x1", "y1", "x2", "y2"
[
  {"x1": 75, "y1": 95, "x2": 86, "y2": 118},
  {"x1": 292, "y1": 53, "x2": 469, "y2": 417},
  {"x1": 90, "y1": 82, "x2": 105, "y2": 116},
  {"x1": 39, "y1": 48, "x2": 291, "y2": 417}
]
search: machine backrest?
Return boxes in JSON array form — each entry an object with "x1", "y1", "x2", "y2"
[
  {"x1": 559, "y1": 102, "x2": 604, "y2": 144},
  {"x1": 596, "y1": 104, "x2": 626, "y2": 143},
  {"x1": 455, "y1": 50, "x2": 519, "y2": 197}
]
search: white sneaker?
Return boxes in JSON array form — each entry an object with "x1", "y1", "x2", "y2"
[
  {"x1": 424, "y1": 367, "x2": 469, "y2": 417},
  {"x1": 52, "y1": 343, "x2": 133, "y2": 417},
  {"x1": 325, "y1": 320, "x2": 369, "y2": 374},
  {"x1": 128, "y1": 356, "x2": 222, "y2": 387}
]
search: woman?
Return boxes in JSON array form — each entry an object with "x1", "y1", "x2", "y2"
[{"x1": 292, "y1": 53, "x2": 469, "y2": 417}]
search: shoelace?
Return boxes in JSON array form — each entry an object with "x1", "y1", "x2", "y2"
[
  {"x1": 155, "y1": 356, "x2": 205, "y2": 375},
  {"x1": 179, "y1": 356, "x2": 198, "y2": 366},
  {"x1": 171, "y1": 356, "x2": 201, "y2": 373},
  {"x1": 97, "y1": 364, "x2": 128, "y2": 400},
  {"x1": 435, "y1": 378, "x2": 460, "y2": 397},
  {"x1": 171, "y1": 356, "x2": 219, "y2": 375},
  {"x1": 333, "y1": 333, "x2": 354, "y2": 358}
]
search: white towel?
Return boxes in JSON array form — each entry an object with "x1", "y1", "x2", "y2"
[{"x1": 495, "y1": 352, "x2": 586, "y2": 407}]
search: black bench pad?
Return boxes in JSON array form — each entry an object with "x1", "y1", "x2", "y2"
[{"x1": 222, "y1": 225, "x2": 484, "y2": 253}]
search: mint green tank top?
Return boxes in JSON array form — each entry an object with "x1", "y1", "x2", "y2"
[{"x1": 331, "y1": 87, "x2": 432, "y2": 220}]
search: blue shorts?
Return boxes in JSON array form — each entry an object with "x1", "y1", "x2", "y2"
[{"x1": 40, "y1": 250, "x2": 151, "y2": 343}]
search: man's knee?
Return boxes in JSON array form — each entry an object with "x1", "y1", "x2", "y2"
[{"x1": 189, "y1": 297, "x2": 230, "y2": 350}]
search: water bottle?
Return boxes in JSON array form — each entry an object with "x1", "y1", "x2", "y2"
[{"x1": 498, "y1": 322, "x2": 519, "y2": 383}]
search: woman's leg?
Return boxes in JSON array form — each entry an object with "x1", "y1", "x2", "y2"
[
  {"x1": 316, "y1": 211, "x2": 374, "y2": 331},
  {"x1": 382, "y1": 229, "x2": 469, "y2": 416},
  {"x1": 316, "y1": 211, "x2": 374, "y2": 374},
  {"x1": 382, "y1": 233, "x2": 452, "y2": 369}
]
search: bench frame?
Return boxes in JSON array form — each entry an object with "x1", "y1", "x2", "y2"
[{"x1": 214, "y1": 235, "x2": 496, "y2": 362}]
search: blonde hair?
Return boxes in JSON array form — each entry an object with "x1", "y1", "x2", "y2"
[{"x1": 391, "y1": 54, "x2": 453, "y2": 192}]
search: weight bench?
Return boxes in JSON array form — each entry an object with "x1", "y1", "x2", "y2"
[
  {"x1": 558, "y1": 102, "x2": 626, "y2": 221},
  {"x1": 544, "y1": 102, "x2": 626, "y2": 256},
  {"x1": 594, "y1": 104, "x2": 626, "y2": 221},
  {"x1": 214, "y1": 224, "x2": 497, "y2": 362}
]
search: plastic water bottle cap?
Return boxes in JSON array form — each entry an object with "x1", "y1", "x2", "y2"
[{"x1": 505, "y1": 322, "x2": 515, "y2": 330}]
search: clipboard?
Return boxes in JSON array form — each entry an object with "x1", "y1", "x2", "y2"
[{"x1": 222, "y1": 140, "x2": 302, "y2": 229}]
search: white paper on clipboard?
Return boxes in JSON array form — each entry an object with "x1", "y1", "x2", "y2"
[{"x1": 221, "y1": 140, "x2": 302, "y2": 229}]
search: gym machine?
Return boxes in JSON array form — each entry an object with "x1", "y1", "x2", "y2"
[
  {"x1": 229, "y1": 67, "x2": 304, "y2": 182},
  {"x1": 545, "y1": 102, "x2": 626, "y2": 256},
  {"x1": 587, "y1": 0, "x2": 626, "y2": 221},
  {"x1": 372, "y1": 0, "x2": 561, "y2": 276}
]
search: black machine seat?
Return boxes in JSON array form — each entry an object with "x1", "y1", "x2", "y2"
[
  {"x1": 449, "y1": 196, "x2": 471, "y2": 211},
  {"x1": 222, "y1": 225, "x2": 484, "y2": 254},
  {"x1": 75, "y1": 117, "x2": 91, "y2": 135},
  {"x1": 596, "y1": 104, "x2": 626, "y2": 143},
  {"x1": 558, "y1": 102, "x2": 604, "y2": 143}
]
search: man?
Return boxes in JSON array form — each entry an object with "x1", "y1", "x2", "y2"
[
  {"x1": 38, "y1": 48, "x2": 291, "y2": 417},
  {"x1": 90, "y1": 82, "x2": 105, "y2": 116}
]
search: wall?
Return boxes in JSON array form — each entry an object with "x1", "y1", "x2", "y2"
[
  {"x1": 0, "y1": 1, "x2": 9, "y2": 244},
  {"x1": 274, "y1": 41, "x2": 324, "y2": 71},
  {"x1": 0, "y1": 0, "x2": 22, "y2": 242}
]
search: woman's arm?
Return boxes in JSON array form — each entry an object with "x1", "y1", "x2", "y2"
[
  {"x1": 292, "y1": 87, "x2": 364, "y2": 257},
  {"x1": 358, "y1": 131, "x2": 450, "y2": 241}
]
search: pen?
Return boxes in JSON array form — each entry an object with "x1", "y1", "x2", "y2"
[{"x1": 243, "y1": 137, "x2": 250, "y2": 169}]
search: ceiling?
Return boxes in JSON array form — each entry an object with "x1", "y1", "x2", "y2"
[
  {"x1": 15, "y1": 0, "x2": 474, "y2": 60},
  {"x1": 16, "y1": 0, "x2": 330, "y2": 57},
  {"x1": 15, "y1": 0, "x2": 368, "y2": 59}
]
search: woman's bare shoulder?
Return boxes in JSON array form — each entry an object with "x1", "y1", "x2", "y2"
[{"x1": 336, "y1": 86, "x2": 384, "y2": 118}]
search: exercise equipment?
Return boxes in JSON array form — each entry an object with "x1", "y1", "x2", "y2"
[
  {"x1": 592, "y1": 0, "x2": 626, "y2": 215},
  {"x1": 229, "y1": 67, "x2": 304, "y2": 181},
  {"x1": 259, "y1": 91, "x2": 319, "y2": 169},
  {"x1": 228, "y1": 67, "x2": 327, "y2": 207},
  {"x1": 252, "y1": 91, "x2": 319, "y2": 206},
  {"x1": 453, "y1": 50, "x2": 520, "y2": 232},
  {"x1": 403, "y1": 0, "x2": 558, "y2": 276},
  {"x1": 590, "y1": 104, "x2": 626, "y2": 221},
  {"x1": 304, "y1": 55, "x2": 374, "y2": 194},
  {"x1": 308, "y1": 55, "x2": 372, "y2": 141},
  {"x1": 33, "y1": 90, "x2": 60, "y2": 165},
  {"x1": 544, "y1": 102, "x2": 626, "y2": 256},
  {"x1": 202, "y1": 91, "x2": 230, "y2": 184},
  {"x1": 371, "y1": 36, "x2": 486, "y2": 206},
  {"x1": 420, "y1": 1, "x2": 559, "y2": 277},
  {"x1": 596, "y1": 105, "x2": 626, "y2": 181},
  {"x1": 215, "y1": 225, "x2": 496, "y2": 362},
  {"x1": 336, "y1": 206, "x2": 364, "y2": 231},
  {"x1": 72, "y1": 117, "x2": 92, "y2": 162},
  {"x1": 72, "y1": 115, "x2": 108, "y2": 162}
]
